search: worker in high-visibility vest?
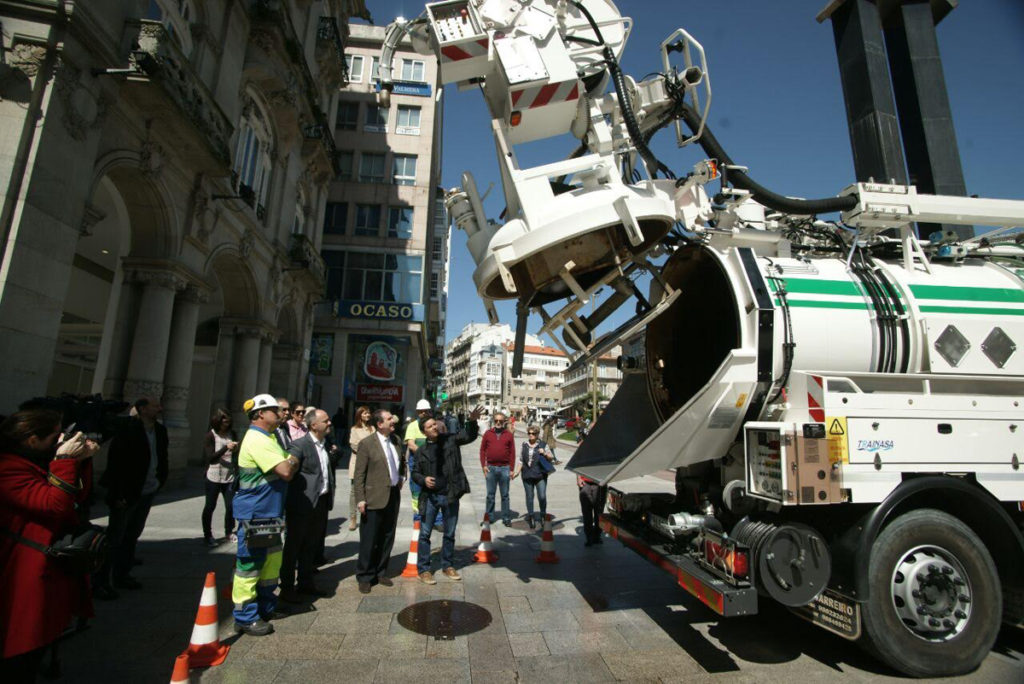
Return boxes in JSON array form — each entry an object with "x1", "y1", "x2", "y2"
[{"x1": 231, "y1": 394, "x2": 298, "y2": 636}]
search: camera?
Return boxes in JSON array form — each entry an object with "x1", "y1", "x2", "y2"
[{"x1": 20, "y1": 394, "x2": 130, "y2": 443}]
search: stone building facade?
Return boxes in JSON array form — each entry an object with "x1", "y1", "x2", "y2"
[
  {"x1": 501, "y1": 342, "x2": 568, "y2": 421},
  {"x1": 560, "y1": 347, "x2": 623, "y2": 413},
  {"x1": 0, "y1": 0, "x2": 368, "y2": 474},
  {"x1": 311, "y1": 23, "x2": 448, "y2": 425}
]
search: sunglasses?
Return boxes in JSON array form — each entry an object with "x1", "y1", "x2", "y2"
[
  {"x1": 528, "y1": 432, "x2": 538, "y2": 436},
  {"x1": 294, "y1": 409, "x2": 305, "y2": 415}
]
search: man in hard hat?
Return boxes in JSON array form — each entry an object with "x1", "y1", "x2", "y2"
[
  {"x1": 403, "y1": 399, "x2": 434, "y2": 521},
  {"x1": 231, "y1": 394, "x2": 299, "y2": 636}
]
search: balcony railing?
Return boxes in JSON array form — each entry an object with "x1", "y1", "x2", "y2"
[
  {"x1": 316, "y1": 16, "x2": 348, "y2": 81},
  {"x1": 289, "y1": 232, "x2": 327, "y2": 289},
  {"x1": 127, "y1": 20, "x2": 232, "y2": 165}
]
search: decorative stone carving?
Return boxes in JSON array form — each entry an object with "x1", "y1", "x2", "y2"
[
  {"x1": 123, "y1": 379, "x2": 165, "y2": 402},
  {"x1": 131, "y1": 270, "x2": 186, "y2": 291},
  {"x1": 163, "y1": 385, "x2": 190, "y2": 403},
  {"x1": 140, "y1": 136, "x2": 165, "y2": 178},
  {"x1": 9, "y1": 43, "x2": 47, "y2": 78},
  {"x1": 53, "y1": 59, "x2": 112, "y2": 142},
  {"x1": 79, "y1": 203, "x2": 106, "y2": 237},
  {"x1": 181, "y1": 284, "x2": 211, "y2": 304},
  {"x1": 239, "y1": 229, "x2": 255, "y2": 258}
]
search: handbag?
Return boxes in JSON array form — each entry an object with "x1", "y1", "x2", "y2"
[
  {"x1": 538, "y1": 447, "x2": 556, "y2": 474},
  {"x1": 3, "y1": 523, "x2": 108, "y2": 574},
  {"x1": 240, "y1": 517, "x2": 285, "y2": 548}
]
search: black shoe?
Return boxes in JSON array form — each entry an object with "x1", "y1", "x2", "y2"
[
  {"x1": 528, "y1": 519, "x2": 536, "y2": 530},
  {"x1": 93, "y1": 584, "x2": 119, "y2": 601},
  {"x1": 502, "y1": 519, "x2": 512, "y2": 527},
  {"x1": 297, "y1": 585, "x2": 331, "y2": 597},
  {"x1": 377, "y1": 576, "x2": 393, "y2": 587},
  {"x1": 262, "y1": 609, "x2": 290, "y2": 621},
  {"x1": 235, "y1": 619, "x2": 274, "y2": 636},
  {"x1": 279, "y1": 588, "x2": 302, "y2": 604},
  {"x1": 112, "y1": 576, "x2": 142, "y2": 590},
  {"x1": 358, "y1": 582, "x2": 372, "y2": 594}
]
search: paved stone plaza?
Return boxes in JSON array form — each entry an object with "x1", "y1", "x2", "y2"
[{"x1": 55, "y1": 430, "x2": 1023, "y2": 683}]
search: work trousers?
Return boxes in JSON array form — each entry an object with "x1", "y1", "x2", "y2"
[
  {"x1": 579, "y1": 482, "x2": 607, "y2": 543},
  {"x1": 231, "y1": 525, "x2": 282, "y2": 625},
  {"x1": 280, "y1": 497, "x2": 328, "y2": 591},
  {"x1": 201, "y1": 480, "x2": 234, "y2": 540},
  {"x1": 485, "y1": 465, "x2": 511, "y2": 523},
  {"x1": 356, "y1": 485, "x2": 400, "y2": 584},
  {"x1": 408, "y1": 453, "x2": 422, "y2": 519},
  {"x1": 417, "y1": 492, "x2": 460, "y2": 573}
]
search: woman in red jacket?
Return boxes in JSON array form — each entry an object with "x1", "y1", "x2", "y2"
[{"x1": 0, "y1": 409, "x2": 97, "y2": 682}]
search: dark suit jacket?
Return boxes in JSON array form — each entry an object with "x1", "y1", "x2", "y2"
[
  {"x1": 101, "y1": 418, "x2": 168, "y2": 504},
  {"x1": 286, "y1": 433, "x2": 330, "y2": 512},
  {"x1": 353, "y1": 431, "x2": 407, "y2": 510}
]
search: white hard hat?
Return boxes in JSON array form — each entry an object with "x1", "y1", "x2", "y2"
[
  {"x1": 244, "y1": 393, "x2": 278, "y2": 414},
  {"x1": 415, "y1": 399, "x2": 432, "y2": 411}
]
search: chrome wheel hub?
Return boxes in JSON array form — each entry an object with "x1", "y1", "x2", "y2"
[{"x1": 890, "y1": 545, "x2": 971, "y2": 642}]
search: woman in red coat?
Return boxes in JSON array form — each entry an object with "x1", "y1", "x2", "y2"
[{"x1": 0, "y1": 409, "x2": 97, "y2": 682}]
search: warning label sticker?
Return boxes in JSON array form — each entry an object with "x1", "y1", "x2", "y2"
[{"x1": 826, "y1": 416, "x2": 848, "y2": 464}]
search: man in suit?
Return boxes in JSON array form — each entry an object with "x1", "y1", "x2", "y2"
[
  {"x1": 279, "y1": 409, "x2": 334, "y2": 602},
  {"x1": 94, "y1": 396, "x2": 168, "y2": 598},
  {"x1": 353, "y1": 408, "x2": 406, "y2": 594},
  {"x1": 274, "y1": 397, "x2": 292, "y2": 450}
]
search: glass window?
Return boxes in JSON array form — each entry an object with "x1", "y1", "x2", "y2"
[
  {"x1": 358, "y1": 153, "x2": 386, "y2": 182},
  {"x1": 396, "y1": 105, "x2": 421, "y2": 135},
  {"x1": 323, "y1": 250, "x2": 424, "y2": 303},
  {"x1": 401, "y1": 59, "x2": 425, "y2": 82},
  {"x1": 335, "y1": 101, "x2": 358, "y2": 130},
  {"x1": 346, "y1": 54, "x2": 364, "y2": 82},
  {"x1": 370, "y1": 56, "x2": 381, "y2": 82},
  {"x1": 364, "y1": 105, "x2": 388, "y2": 133},
  {"x1": 232, "y1": 97, "x2": 273, "y2": 218},
  {"x1": 430, "y1": 272, "x2": 439, "y2": 298},
  {"x1": 388, "y1": 207, "x2": 414, "y2": 239},
  {"x1": 336, "y1": 150, "x2": 353, "y2": 181},
  {"x1": 323, "y1": 202, "x2": 347, "y2": 235},
  {"x1": 393, "y1": 155, "x2": 417, "y2": 186},
  {"x1": 355, "y1": 204, "x2": 381, "y2": 236}
]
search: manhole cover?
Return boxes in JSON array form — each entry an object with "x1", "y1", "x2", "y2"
[{"x1": 396, "y1": 600, "x2": 492, "y2": 639}]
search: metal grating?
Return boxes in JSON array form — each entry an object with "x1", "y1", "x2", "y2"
[
  {"x1": 981, "y1": 327, "x2": 1017, "y2": 369},
  {"x1": 934, "y1": 325, "x2": 970, "y2": 367}
]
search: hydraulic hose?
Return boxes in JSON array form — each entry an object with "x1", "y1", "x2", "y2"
[{"x1": 679, "y1": 104, "x2": 857, "y2": 215}]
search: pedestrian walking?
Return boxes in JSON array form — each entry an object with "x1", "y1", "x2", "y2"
[
  {"x1": 353, "y1": 409, "x2": 406, "y2": 594},
  {"x1": 231, "y1": 394, "x2": 298, "y2": 636},
  {"x1": 542, "y1": 417, "x2": 561, "y2": 465},
  {"x1": 95, "y1": 396, "x2": 167, "y2": 596},
  {"x1": 0, "y1": 410, "x2": 98, "y2": 681},
  {"x1": 479, "y1": 411, "x2": 515, "y2": 526},
  {"x1": 578, "y1": 475, "x2": 607, "y2": 546},
  {"x1": 201, "y1": 409, "x2": 237, "y2": 547},
  {"x1": 514, "y1": 426, "x2": 554, "y2": 529},
  {"x1": 280, "y1": 410, "x2": 334, "y2": 602},
  {"x1": 410, "y1": 405, "x2": 482, "y2": 584},
  {"x1": 347, "y1": 406, "x2": 374, "y2": 530}
]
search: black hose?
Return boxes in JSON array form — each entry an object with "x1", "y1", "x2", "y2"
[{"x1": 679, "y1": 104, "x2": 857, "y2": 215}]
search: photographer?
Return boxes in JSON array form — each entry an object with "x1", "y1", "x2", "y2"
[{"x1": 0, "y1": 409, "x2": 98, "y2": 682}]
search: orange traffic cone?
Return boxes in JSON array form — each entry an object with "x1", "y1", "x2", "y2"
[
  {"x1": 474, "y1": 512, "x2": 499, "y2": 563},
  {"x1": 169, "y1": 654, "x2": 190, "y2": 683},
  {"x1": 535, "y1": 514, "x2": 560, "y2": 564},
  {"x1": 401, "y1": 519, "x2": 422, "y2": 578},
  {"x1": 183, "y1": 571, "x2": 229, "y2": 667}
]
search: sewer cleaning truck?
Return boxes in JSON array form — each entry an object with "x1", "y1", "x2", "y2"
[{"x1": 374, "y1": 1, "x2": 1024, "y2": 676}]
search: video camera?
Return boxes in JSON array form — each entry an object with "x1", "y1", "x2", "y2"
[{"x1": 19, "y1": 394, "x2": 130, "y2": 444}]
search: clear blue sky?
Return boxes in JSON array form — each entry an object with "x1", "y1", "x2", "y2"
[{"x1": 358, "y1": 1, "x2": 1024, "y2": 344}]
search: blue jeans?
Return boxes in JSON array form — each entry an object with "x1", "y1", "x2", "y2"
[
  {"x1": 522, "y1": 477, "x2": 547, "y2": 522},
  {"x1": 418, "y1": 492, "x2": 460, "y2": 573},
  {"x1": 485, "y1": 465, "x2": 511, "y2": 522}
]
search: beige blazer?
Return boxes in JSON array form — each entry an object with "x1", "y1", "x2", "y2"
[
  {"x1": 347, "y1": 425, "x2": 375, "y2": 480},
  {"x1": 353, "y1": 431, "x2": 406, "y2": 510}
]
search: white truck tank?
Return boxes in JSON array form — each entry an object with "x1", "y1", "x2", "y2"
[{"x1": 570, "y1": 242, "x2": 1024, "y2": 483}]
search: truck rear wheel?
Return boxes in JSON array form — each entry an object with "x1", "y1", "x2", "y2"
[{"x1": 860, "y1": 509, "x2": 1001, "y2": 677}]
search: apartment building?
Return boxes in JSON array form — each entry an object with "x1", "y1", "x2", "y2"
[{"x1": 502, "y1": 343, "x2": 568, "y2": 421}]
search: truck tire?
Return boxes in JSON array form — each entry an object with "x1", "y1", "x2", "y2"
[{"x1": 860, "y1": 508, "x2": 1001, "y2": 677}]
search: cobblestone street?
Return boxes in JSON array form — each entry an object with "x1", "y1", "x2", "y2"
[{"x1": 55, "y1": 431, "x2": 1024, "y2": 683}]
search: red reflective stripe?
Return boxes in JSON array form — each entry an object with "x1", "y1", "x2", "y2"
[
  {"x1": 477, "y1": 39, "x2": 489, "y2": 49},
  {"x1": 812, "y1": 375, "x2": 823, "y2": 388},
  {"x1": 511, "y1": 90, "x2": 525, "y2": 106},
  {"x1": 565, "y1": 83, "x2": 579, "y2": 101},
  {"x1": 530, "y1": 83, "x2": 560, "y2": 108},
  {"x1": 441, "y1": 45, "x2": 473, "y2": 61}
]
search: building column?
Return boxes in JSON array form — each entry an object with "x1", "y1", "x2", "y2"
[
  {"x1": 162, "y1": 285, "x2": 208, "y2": 428},
  {"x1": 101, "y1": 278, "x2": 142, "y2": 400},
  {"x1": 210, "y1": 323, "x2": 236, "y2": 411},
  {"x1": 123, "y1": 271, "x2": 184, "y2": 402},
  {"x1": 230, "y1": 326, "x2": 262, "y2": 425},
  {"x1": 256, "y1": 332, "x2": 276, "y2": 393}
]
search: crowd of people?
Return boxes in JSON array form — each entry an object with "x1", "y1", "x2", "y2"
[{"x1": 0, "y1": 391, "x2": 606, "y2": 677}]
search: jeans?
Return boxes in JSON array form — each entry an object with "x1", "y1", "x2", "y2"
[
  {"x1": 522, "y1": 477, "x2": 547, "y2": 522},
  {"x1": 201, "y1": 479, "x2": 234, "y2": 540},
  {"x1": 418, "y1": 492, "x2": 460, "y2": 573},
  {"x1": 485, "y1": 465, "x2": 510, "y2": 523},
  {"x1": 97, "y1": 492, "x2": 154, "y2": 584}
]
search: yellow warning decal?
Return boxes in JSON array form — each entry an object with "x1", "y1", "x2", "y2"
[
  {"x1": 735, "y1": 393, "x2": 748, "y2": 408},
  {"x1": 826, "y1": 416, "x2": 848, "y2": 464}
]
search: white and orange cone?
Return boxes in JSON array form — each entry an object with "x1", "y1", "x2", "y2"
[
  {"x1": 183, "y1": 571, "x2": 230, "y2": 668},
  {"x1": 169, "y1": 653, "x2": 190, "y2": 683},
  {"x1": 401, "y1": 519, "x2": 422, "y2": 578},
  {"x1": 535, "y1": 514, "x2": 560, "y2": 564},
  {"x1": 474, "y1": 512, "x2": 499, "y2": 563}
]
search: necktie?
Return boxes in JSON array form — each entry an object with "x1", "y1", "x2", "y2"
[{"x1": 385, "y1": 439, "x2": 397, "y2": 485}]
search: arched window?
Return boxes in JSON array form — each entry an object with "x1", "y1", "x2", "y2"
[
  {"x1": 233, "y1": 96, "x2": 274, "y2": 219},
  {"x1": 146, "y1": 0, "x2": 195, "y2": 55}
]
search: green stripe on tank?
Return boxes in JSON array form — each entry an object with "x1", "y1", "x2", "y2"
[
  {"x1": 918, "y1": 305, "x2": 1024, "y2": 316},
  {"x1": 910, "y1": 284, "x2": 1024, "y2": 303},
  {"x1": 774, "y1": 278, "x2": 864, "y2": 297},
  {"x1": 775, "y1": 299, "x2": 872, "y2": 311}
]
